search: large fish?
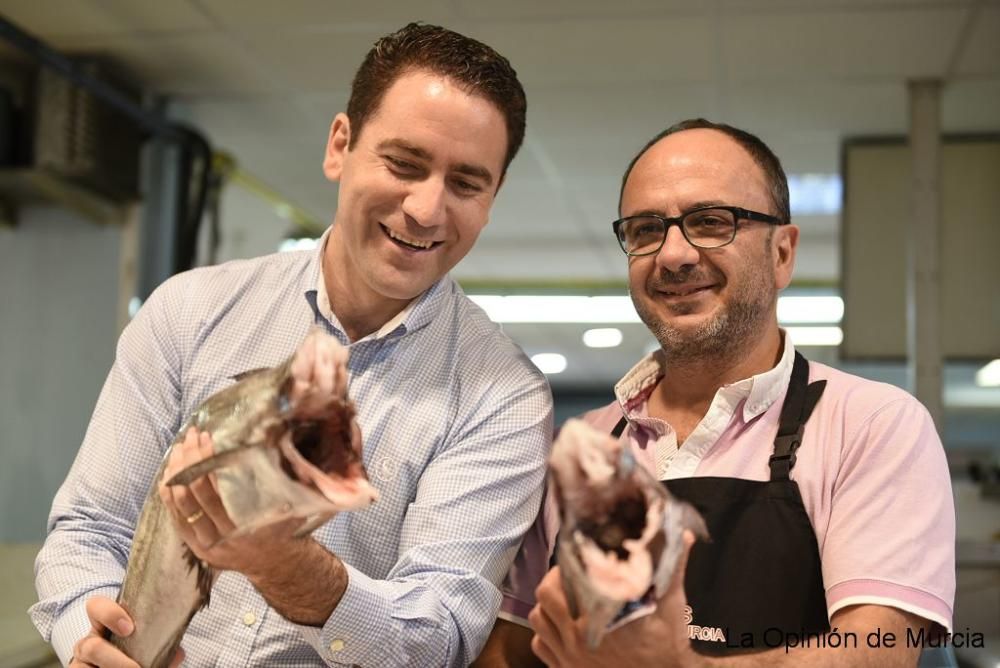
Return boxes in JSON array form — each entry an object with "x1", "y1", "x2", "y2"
[
  {"x1": 109, "y1": 329, "x2": 378, "y2": 668},
  {"x1": 549, "y1": 418, "x2": 707, "y2": 649}
]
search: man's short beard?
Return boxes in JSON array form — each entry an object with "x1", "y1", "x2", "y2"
[
  {"x1": 636, "y1": 296, "x2": 770, "y2": 364},
  {"x1": 632, "y1": 249, "x2": 776, "y2": 365}
]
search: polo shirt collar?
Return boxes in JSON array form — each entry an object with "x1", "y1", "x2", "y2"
[{"x1": 613, "y1": 330, "x2": 797, "y2": 424}]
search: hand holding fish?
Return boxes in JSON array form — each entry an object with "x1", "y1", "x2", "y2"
[
  {"x1": 70, "y1": 596, "x2": 182, "y2": 668},
  {"x1": 160, "y1": 426, "x2": 353, "y2": 626},
  {"x1": 159, "y1": 427, "x2": 306, "y2": 574},
  {"x1": 109, "y1": 329, "x2": 378, "y2": 667},
  {"x1": 528, "y1": 531, "x2": 697, "y2": 668}
]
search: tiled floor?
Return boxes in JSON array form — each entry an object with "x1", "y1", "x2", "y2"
[{"x1": 0, "y1": 544, "x2": 59, "y2": 667}]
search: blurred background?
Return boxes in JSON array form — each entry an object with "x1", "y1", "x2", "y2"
[{"x1": 0, "y1": 1, "x2": 997, "y2": 666}]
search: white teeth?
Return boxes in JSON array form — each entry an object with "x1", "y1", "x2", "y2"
[
  {"x1": 666, "y1": 286, "x2": 704, "y2": 296},
  {"x1": 385, "y1": 227, "x2": 434, "y2": 249}
]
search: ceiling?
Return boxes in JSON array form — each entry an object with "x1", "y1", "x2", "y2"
[{"x1": 1, "y1": 0, "x2": 999, "y2": 403}]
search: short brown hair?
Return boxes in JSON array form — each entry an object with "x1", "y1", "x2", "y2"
[
  {"x1": 619, "y1": 119, "x2": 790, "y2": 224},
  {"x1": 347, "y1": 23, "x2": 527, "y2": 175}
]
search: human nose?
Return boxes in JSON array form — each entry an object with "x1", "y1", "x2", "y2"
[
  {"x1": 653, "y1": 223, "x2": 700, "y2": 273},
  {"x1": 401, "y1": 177, "x2": 447, "y2": 228}
]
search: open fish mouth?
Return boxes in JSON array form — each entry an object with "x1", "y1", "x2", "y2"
[
  {"x1": 273, "y1": 390, "x2": 377, "y2": 512},
  {"x1": 550, "y1": 419, "x2": 706, "y2": 649},
  {"x1": 164, "y1": 330, "x2": 378, "y2": 529},
  {"x1": 573, "y1": 475, "x2": 651, "y2": 560}
]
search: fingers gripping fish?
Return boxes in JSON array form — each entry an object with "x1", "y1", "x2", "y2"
[
  {"x1": 108, "y1": 329, "x2": 378, "y2": 667},
  {"x1": 549, "y1": 419, "x2": 708, "y2": 649}
]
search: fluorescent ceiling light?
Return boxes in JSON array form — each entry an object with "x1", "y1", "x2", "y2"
[
  {"x1": 786, "y1": 326, "x2": 843, "y2": 347},
  {"x1": 583, "y1": 328, "x2": 623, "y2": 348},
  {"x1": 469, "y1": 296, "x2": 641, "y2": 323},
  {"x1": 776, "y1": 296, "x2": 843, "y2": 324},
  {"x1": 975, "y1": 359, "x2": 1000, "y2": 387},
  {"x1": 531, "y1": 353, "x2": 567, "y2": 374},
  {"x1": 469, "y1": 295, "x2": 842, "y2": 325},
  {"x1": 279, "y1": 237, "x2": 319, "y2": 252}
]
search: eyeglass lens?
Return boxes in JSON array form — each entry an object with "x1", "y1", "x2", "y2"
[{"x1": 618, "y1": 208, "x2": 737, "y2": 253}]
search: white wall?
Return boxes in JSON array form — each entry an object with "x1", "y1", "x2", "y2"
[{"x1": 0, "y1": 205, "x2": 122, "y2": 541}]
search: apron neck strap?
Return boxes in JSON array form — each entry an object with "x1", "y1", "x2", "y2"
[
  {"x1": 609, "y1": 352, "x2": 827, "y2": 481},
  {"x1": 769, "y1": 351, "x2": 827, "y2": 481}
]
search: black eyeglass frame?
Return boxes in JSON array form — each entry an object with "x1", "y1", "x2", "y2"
[{"x1": 611, "y1": 205, "x2": 786, "y2": 256}]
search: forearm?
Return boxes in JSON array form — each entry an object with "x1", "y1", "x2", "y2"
[{"x1": 245, "y1": 538, "x2": 348, "y2": 626}]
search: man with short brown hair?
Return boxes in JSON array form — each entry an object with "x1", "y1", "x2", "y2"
[{"x1": 32, "y1": 23, "x2": 551, "y2": 668}]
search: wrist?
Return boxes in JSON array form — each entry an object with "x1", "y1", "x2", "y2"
[{"x1": 245, "y1": 538, "x2": 348, "y2": 626}]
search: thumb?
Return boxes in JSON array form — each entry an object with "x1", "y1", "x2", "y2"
[
  {"x1": 168, "y1": 646, "x2": 186, "y2": 668},
  {"x1": 667, "y1": 529, "x2": 696, "y2": 593},
  {"x1": 677, "y1": 529, "x2": 695, "y2": 575}
]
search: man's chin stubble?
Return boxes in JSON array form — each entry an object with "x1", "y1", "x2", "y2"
[{"x1": 638, "y1": 299, "x2": 769, "y2": 366}]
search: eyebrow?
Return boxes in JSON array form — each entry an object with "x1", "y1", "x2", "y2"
[
  {"x1": 626, "y1": 200, "x2": 729, "y2": 217},
  {"x1": 376, "y1": 139, "x2": 495, "y2": 187}
]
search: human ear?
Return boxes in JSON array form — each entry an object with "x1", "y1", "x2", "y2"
[
  {"x1": 323, "y1": 113, "x2": 351, "y2": 182},
  {"x1": 774, "y1": 224, "x2": 799, "y2": 290}
]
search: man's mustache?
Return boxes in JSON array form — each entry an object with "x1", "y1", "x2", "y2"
[{"x1": 647, "y1": 268, "x2": 719, "y2": 289}]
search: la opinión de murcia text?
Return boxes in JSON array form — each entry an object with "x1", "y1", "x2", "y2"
[{"x1": 685, "y1": 626, "x2": 986, "y2": 653}]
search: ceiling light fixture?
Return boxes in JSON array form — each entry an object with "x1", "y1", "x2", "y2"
[
  {"x1": 469, "y1": 295, "x2": 641, "y2": 323},
  {"x1": 975, "y1": 359, "x2": 1000, "y2": 387},
  {"x1": 531, "y1": 353, "x2": 567, "y2": 374},
  {"x1": 582, "y1": 328, "x2": 623, "y2": 348},
  {"x1": 786, "y1": 326, "x2": 843, "y2": 347},
  {"x1": 776, "y1": 296, "x2": 844, "y2": 324},
  {"x1": 279, "y1": 237, "x2": 319, "y2": 252},
  {"x1": 469, "y1": 295, "x2": 843, "y2": 328}
]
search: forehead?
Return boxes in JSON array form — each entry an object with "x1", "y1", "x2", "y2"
[
  {"x1": 360, "y1": 69, "x2": 507, "y2": 177},
  {"x1": 621, "y1": 129, "x2": 771, "y2": 215}
]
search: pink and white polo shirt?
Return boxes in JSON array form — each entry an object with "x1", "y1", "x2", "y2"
[{"x1": 500, "y1": 335, "x2": 955, "y2": 633}]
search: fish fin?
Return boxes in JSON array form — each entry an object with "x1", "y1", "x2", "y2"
[
  {"x1": 231, "y1": 367, "x2": 271, "y2": 382},
  {"x1": 681, "y1": 501, "x2": 710, "y2": 543},
  {"x1": 165, "y1": 448, "x2": 251, "y2": 486},
  {"x1": 183, "y1": 546, "x2": 215, "y2": 610}
]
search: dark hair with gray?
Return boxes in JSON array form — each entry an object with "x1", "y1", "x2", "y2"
[
  {"x1": 618, "y1": 118, "x2": 790, "y2": 223},
  {"x1": 347, "y1": 22, "x2": 527, "y2": 175}
]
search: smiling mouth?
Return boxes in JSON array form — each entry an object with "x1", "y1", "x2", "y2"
[
  {"x1": 380, "y1": 224, "x2": 441, "y2": 252},
  {"x1": 661, "y1": 285, "x2": 713, "y2": 297}
]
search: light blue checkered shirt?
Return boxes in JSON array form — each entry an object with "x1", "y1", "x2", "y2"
[{"x1": 29, "y1": 238, "x2": 553, "y2": 667}]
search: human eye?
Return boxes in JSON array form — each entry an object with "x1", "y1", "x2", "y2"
[
  {"x1": 451, "y1": 177, "x2": 484, "y2": 195},
  {"x1": 692, "y1": 214, "x2": 726, "y2": 227},
  {"x1": 384, "y1": 155, "x2": 420, "y2": 176},
  {"x1": 630, "y1": 218, "x2": 662, "y2": 237},
  {"x1": 686, "y1": 210, "x2": 733, "y2": 237},
  {"x1": 622, "y1": 217, "x2": 663, "y2": 245}
]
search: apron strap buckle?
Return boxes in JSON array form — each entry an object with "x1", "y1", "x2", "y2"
[{"x1": 769, "y1": 432, "x2": 803, "y2": 480}]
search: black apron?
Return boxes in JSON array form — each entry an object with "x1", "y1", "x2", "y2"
[{"x1": 609, "y1": 351, "x2": 830, "y2": 655}]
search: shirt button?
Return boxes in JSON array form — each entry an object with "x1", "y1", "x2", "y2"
[
  {"x1": 242, "y1": 612, "x2": 256, "y2": 626},
  {"x1": 329, "y1": 639, "x2": 346, "y2": 653}
]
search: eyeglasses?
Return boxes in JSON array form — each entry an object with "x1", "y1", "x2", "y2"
[{"x1": 612, "y1": 206, "x2": 785, "y2": 256}]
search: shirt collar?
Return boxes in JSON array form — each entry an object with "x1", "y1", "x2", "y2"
[
  {"x1": 613, "y1": 330, "x2": 797, "y2": 423},
  {"x1": 305, "y1": 228, "x2": 452, "y2": 341}
]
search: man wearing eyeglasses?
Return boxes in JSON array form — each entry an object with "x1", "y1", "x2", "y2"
[{"x1": 475, "y1": 119, "x2": 954, "y2": 667}]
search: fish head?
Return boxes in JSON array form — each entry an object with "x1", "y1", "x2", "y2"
[
  {"x1": 272, "y1": 390, "x2": 379, "y2": 512},
  {"x1": 549, "y1": 418, "x2": 706, "y2": 649},
  {"x1": 168, "y1": 331, "x2": 378, "y2": 538}
]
